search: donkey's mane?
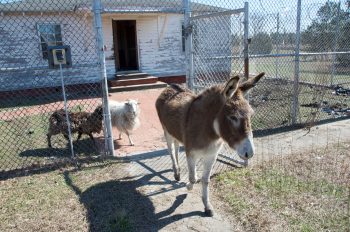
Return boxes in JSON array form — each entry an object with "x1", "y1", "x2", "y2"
[
  {"x1": 169, "y1": 84, "x2": 186, "y2": 92},
  {"x1": 193, "y1": 85, "x2": 224, "y2": 105}
]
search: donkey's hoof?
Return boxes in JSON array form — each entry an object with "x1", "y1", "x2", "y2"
[
  {"x1": 204, "y1": 209, "x2": 214, "y2": 217},
  {"x1": 174, "y1": 173, "x2": 181, "y2": 181},
  {"x1": 186, "y1": 182, "x2": 194, "y2": 191}
]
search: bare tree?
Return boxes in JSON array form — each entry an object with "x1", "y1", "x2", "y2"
[{"x1": 251, "y1": 14, "x2": 266, "y2": 35}]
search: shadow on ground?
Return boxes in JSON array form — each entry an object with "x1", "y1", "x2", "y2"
[
  {"x1": 0, "y1": 138, "x2": 108, "y2": 181},
  {"x1": 18, "y1": 138, "x2": 103, "y2": 158},
  {"x1": 64, "y1": 169, "x2": 204, "y2": 232}
]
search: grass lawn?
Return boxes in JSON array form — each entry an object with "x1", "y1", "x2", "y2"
[
  {"x1": 214, "y1": 142, "x2": 350, "y2": 231},
  {"x1": 250, "y1": 56, "x2": 349, "y2": 87}
]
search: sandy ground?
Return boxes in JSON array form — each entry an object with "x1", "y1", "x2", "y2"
[{"x1": 106, "y1": 89, "x2": 350, "y2": 231}]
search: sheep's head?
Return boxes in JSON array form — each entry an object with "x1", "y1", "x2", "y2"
[
  {"x1": 93, "y1": 105, "x2": 104, "y2": 121},
  {"x1": 125, "y1": 99, "x2": 140, "y2": 117}
]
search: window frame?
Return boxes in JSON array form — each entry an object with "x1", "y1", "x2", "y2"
[{"x1": 36, "y1": 23, "x2": 63, "y2": 60}]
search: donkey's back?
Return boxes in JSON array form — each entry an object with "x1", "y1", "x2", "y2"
[{"x1": 155, "y1": 84, "x2": 195, "y2": 143}]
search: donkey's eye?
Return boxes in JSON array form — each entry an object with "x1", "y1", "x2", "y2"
[{"x1": 228, "y1": 115, "x2": 238, "y2": 122}]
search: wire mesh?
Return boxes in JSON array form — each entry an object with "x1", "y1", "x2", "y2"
[
  {"x1": 191, "y1": 11, "x2": 245, "y2": 88},
  {"x1": 0, "y1": 0, "x2": 348, "y2": 230},
  {"x1": 186, "y1": 2, "x2": 349, "y2": 230},
  {"x1": 0, "y1": 0, "x2": 106, "y2": 175},
  {"x1": 188, "y1": 0, "x2": 349, "y2": 132},
  {"x1": 246, "y1": 0, "x2": 350, "y2": 130}
]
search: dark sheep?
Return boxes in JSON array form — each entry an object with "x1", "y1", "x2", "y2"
[{"x1": 47, "y1": 105, "x2": 103, "y2": 147}]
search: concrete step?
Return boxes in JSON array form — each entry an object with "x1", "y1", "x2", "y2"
[
  {"x1": 109, "y1": 81, "x2": 167, "y2": 93},
  {"x1": 108, "y1": 76, "x2": 159, "y2": 87},
  {"x1": 115, "y1": 72, "x2": 150, "y2": 80}
]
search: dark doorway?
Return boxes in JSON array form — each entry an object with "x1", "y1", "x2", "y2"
[{"x1": 112, "y1": 20, "x2": 138, "y2": 71}]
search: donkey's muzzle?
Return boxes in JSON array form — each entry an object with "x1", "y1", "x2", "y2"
[{"x1": 236, "y1": 132, "x2": 255, "y2": 160}]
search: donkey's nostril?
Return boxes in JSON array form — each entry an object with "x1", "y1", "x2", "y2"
[{"x1": 245, "y1": 152, "x2": 249, "y2": 158}]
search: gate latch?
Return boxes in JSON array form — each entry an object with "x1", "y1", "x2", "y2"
[{"x1": 184, "y1": 24, "x2": 193, "y2": 37}]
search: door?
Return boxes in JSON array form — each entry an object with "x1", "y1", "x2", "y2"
[{"x1": 112, "y1": 20, "x2": 138, "y2": 71}]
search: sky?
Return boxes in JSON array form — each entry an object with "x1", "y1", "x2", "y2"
[{"x1": 194, "y1": 0, "x2": 348, "y2": 34}]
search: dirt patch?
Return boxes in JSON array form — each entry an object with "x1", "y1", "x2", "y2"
[{"x1": 249, "y1": 78, "x2": 350, "y2": 129}]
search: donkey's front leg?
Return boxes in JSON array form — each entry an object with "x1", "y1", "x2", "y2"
[
  {"x1": 201, "y1": 153, "x2": 218, "y2": 217},
  {"x1": 186, "y1": 152, "x2": 198, "y2": 191},
  {"x1": 164, "y1": 130, "x2": 181, "y2": 181}
]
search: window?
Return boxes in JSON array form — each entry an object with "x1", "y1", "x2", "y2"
[
  {"x1": 37, "y1": 24, "x2": 63, "y2": 59},
  {"x1": 181, "y1": 23, "x2": 185, "y2": 52}
]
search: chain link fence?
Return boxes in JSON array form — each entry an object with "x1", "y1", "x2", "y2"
[
  {"x1": 0, "y1": 0, "x2": 348, "y2": 229},
  {"x1": 186, "y1": 0, "x2": 350, "y2": 132},
  {"x1": 0, "y1": 0, "x2": 248, "y2": 175},
  {"x1": 185, "y1": 2, "x2": 349, "y2": 229},
  {"x1": 245, "y1": 0, "x2": 350, "y2": 131},
  {"x1": 1, "y1": 0, "x2": 349, "y2": 172},
  {"x1": 190, "y1": 7, "x2": 246, "y2": 88}
]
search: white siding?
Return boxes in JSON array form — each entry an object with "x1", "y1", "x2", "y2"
[
  {"x1": 101, "y1": 13, "x2": 186, "y2": 77},
  {"x1": 0, "y1": 12, "x2": 100, "y2": 90},
  {"x1": 0, "y1": 13, "x2": 97, "y2": 68}
]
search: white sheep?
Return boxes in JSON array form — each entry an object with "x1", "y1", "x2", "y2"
[{"x1": 109, "y1": 99, "x2": 140, "y2": 146}]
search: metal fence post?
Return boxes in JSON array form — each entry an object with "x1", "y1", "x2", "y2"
[
  {"x1": 291, "y1": 0, "x2": 302, "y2": 125},
  {"x1": 92, "y1": 0, "x2": 115, "y2": 156},
  {"x1": 243, "y1": 2, "x2": 249, "y2": 82},
  {"x1": 184, "y1": 0, "x2": 194, "y2": 90},
  {"x1": 59, "y1": 64, "x2": 75, "y2": 159},
  {"x1": 331, "y1": 1, "x2": 341, "y2": 87},
  {"x1": 275, "y1": 12, "x2": 280, "y2": 79}
]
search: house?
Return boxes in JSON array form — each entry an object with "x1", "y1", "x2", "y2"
[{"x1": 0, "y1": 0, "x2": 223, "y2": 91}]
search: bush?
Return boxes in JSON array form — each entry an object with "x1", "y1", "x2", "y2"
[
  {"x1": 250, "y1": 33, "x2": 273, "y2": 55},
  {"x1": 336, "y1": 23, "x2": 350, "y2": 67}
]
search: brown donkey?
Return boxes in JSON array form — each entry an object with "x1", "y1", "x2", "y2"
[{"x1": 156, "y1": 73, "x2": 265, "y2": 216}]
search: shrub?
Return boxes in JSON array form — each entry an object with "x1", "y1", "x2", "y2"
[{"x1": 250, "y1": 33, "x2": 273, "y2": 55}]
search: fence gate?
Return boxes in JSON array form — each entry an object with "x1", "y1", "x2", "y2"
[
  {"x1": 185, "y1": 3, "x2": 249, "y2": 166},
  {"x1": 187, "y1": 5, "x2": 248, "y2": 90}
]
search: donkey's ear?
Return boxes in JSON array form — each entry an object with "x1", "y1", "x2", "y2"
[
  {"x1": 222, "y1": 76, "x2": 240, "y2": 99},
  {"x1": 239, "y1": 72, "x2": 265, "y2": 93}
]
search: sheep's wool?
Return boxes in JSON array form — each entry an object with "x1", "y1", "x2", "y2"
[{"x1": 109, "y1": 100, "x2": 140, "y2": 133}]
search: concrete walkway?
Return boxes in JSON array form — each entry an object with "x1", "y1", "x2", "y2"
[{"x1": 253, "y1": 119, "x2": 350, "y2": 165}]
